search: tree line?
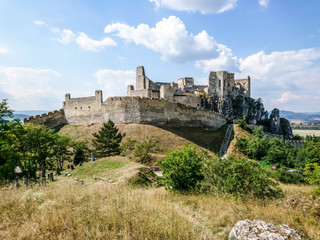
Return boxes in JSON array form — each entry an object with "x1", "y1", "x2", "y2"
[
  {"x1": 236, "y1": 120, "x2": 320, "y2": 194},
  {"x1": 0, "y1": 99, "x2": 127, "y2": 182}
]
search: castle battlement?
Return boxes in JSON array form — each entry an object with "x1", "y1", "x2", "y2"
[
  {"x1": 23, "y1": 109, "x2": 67, "y2": 129},
  {"x1": 23, "y1": 66, "x2": 240, "y2": 130}
]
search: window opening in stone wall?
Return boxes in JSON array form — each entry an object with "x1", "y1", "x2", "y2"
[
  {"x1": 80, "y1": 107, "x2": 82, "y2": 109},
  {"x1": 88, "y1": 106, "x2": 90, "y2": 108},
  {"x1": 75, "y1": 107, "x2": 77, "y2": 109}
]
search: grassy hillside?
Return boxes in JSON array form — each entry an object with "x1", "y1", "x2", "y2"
[
  {"x1": 1, "y1": 156, "x2": 319, "y2": 239},
  {"x1": 70, "y1": 156, "x2": 144, "y2": 181},
  {"x1": 1, "y1": 124, "x2": 319, "y2": 239},
  {"x1": 58, "y1": 123, "x2": 228, "y2": 154}
]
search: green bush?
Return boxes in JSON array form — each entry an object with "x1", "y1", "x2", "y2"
[
  {"x1": 127, "y1": 167, "x2": 160, "y2": 187},
  {"x1": 235, "y1": 138, "x2": 248, "y2": 154},
  {"x1": 160, "y1": 146, "x2": 204, "y2": 192},
  {"x1": 236, "y1": 126, "x2": 269, "y2": 160},
  {"x1": 120, "y1": 137, "x2": 137, "y2": 156},
  {"x1": 133, "y1": 136, "x2": 159, "y2": 163},
  {"x1": 313, "y1": 187, "x2": 320, "y2": 196},
  {"x1": 238, "y1": 116, "x2": 252, "y2": 133},
  {"x1": 293, "y1": 134, "x2": 304, "y2": 140},
  {"x1": 262, "y1": 138, "x2": 297, "y2": 168},
  {"x1": 274, "y1": 170, "x2": 305, "y2": 184},
  {"x1": 202, "y1": 156, "x2": 283, "y2": 200}
]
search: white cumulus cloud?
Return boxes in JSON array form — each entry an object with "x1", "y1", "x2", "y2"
[
  {"x1": 55, "y1": 29, "x2": 76, "y2": 44},
  {"x1": 195, "y1": 44, "x2": 238, "y2": 72},
  {"x1": 104, "y1": 16, "x2": 220, "y2": 62},
  {"x1": 274, "y1": 91, "x2": 300, "y2": 104},
  {"x1": 239, "y1": 48, "x2": 320, "y2": 81},
  {"x1": 259, "y1": 0, "x2": 270, "y2": 8},
  {"x1": 0, "y1": 47, "x2": 8, "y2": 54},
  {"x1": 76, "y1": 32, "x2": 117, "y2": 51},
  {"x1": 94, "y1": 69, "x2": 135, "y2": 98},
  {"x1": 0, "y1": 66, "x2": 62, "y2": 110},
  {"x1": 34, "y1": 20, "x2": 45, "y2": 25},
  {"x1": 35, "y1": 23, "x2": 118, "y2": 51},
  {"x1": 149, "y1": 0, "x2": 238, "y2": 14},
  {"x1": 237, "y1": 48, "x2": 320, "y2": 111}
]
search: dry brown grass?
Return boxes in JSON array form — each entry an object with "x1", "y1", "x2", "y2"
[
  {"x1": 226, "y1": 124, "x2": 249, "y2": 157},
  {"x1": 2, "y1": 125, "x2": 318, "y2": 239},
  {"x1": 58, "y1": 123, "x2": 227, "y2": 154},
  {"x1": 1, "y1": 176, "x2": 319, "y2": 240},
  {"x1": 293, "y1": 129, "x2": 320, "y2": 137}
]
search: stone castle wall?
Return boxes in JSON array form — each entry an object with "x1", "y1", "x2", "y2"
[
  {"x1": 23, "y1": 109, "x2": 67, "y2": 129},
  {"x1": 63, "y1": 96, "x2": 226, "y2": 130},
  {"x1": 267, "y1": 133, "x2": 304, "y2": 148}
]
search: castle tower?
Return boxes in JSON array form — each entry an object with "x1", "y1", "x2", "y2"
[
  {"x1": 136, "y1": 66, "x2": 146, "y2": 90},
  {"x1": 95, "y1": 90, "x2": 103, "y2": 107},
  {"x1": 207, "y1": 71, "x2": 216, "y2": 96}
]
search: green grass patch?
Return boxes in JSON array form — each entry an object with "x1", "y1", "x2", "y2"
[{"x1": 64, "y1": 156, "x2": 142, "y2": 180}]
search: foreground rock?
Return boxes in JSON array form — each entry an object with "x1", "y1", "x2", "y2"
[{"x1": 229, "y1": 219, "x2": 302, "y2": 240}]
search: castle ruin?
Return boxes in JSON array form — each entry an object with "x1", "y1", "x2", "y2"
[
  {"x1": 23, "y1": 66, "x2": 251, "y2": 131},
  {"x1": 127, "y1": 66, "x2": 250, "y2": 108}
]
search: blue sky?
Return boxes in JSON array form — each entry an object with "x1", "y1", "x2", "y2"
[{"x1": 0, "y1": 0, "x2": 319, "y2": 112}]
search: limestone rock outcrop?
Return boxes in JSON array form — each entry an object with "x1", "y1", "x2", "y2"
[
  {"x1": 268, "y1": 108, "x2": 293, "y2": 140},
  {"x1": 228, "y1": 219, "x2": 302, "y2": 240},
  {"x1": 200, "y1": 95, "x2": 293, "y2": 140},
  {"x1": 200, "y1": 95, "x2": 268, "y2": 125}
]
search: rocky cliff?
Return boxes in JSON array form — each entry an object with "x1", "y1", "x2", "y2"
[{"x1": 200, "y1": 95, "x2": 293, "y2": 140}]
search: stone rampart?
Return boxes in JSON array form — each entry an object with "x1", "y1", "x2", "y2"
[
  {"x1": 23, "y1": 109, "x2": 67, "y2": 129},
  {"x1": 64, "y1": 96, "x2": 226, "y2": 130},
  {"x1": 173, "y1": 95, "x2": 201, "y2": 108},
  {"x1": 266, "y1": 133, "x2": 304, "y2": 148}
]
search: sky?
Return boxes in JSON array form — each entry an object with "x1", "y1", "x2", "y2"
[{"x1": 0, "y1": 0, "x2": 319, "y2": 112}]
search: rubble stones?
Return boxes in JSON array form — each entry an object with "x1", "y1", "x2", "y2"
[{"x1": 228, "y1": 219, "x2": 302, "y2": 240}]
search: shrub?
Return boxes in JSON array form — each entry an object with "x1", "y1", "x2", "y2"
[
  {"x1": 238, "y1": 116, "x2": 252, "y2": 133},
  {"x1": 235, "y1": 138, "x2": 248, "y2": 154},
  {"x1": 293, "y1": 134, "x2": 304, "y2": 140},
  {"x1": 262, "y1": 138, "x2": 297, "y2": 168},
  {"x1": 133, "y1": 136, "x2": 159, "y2": 163},
  {"x1": 304, "y1": 163, "x2": 320, "y2": 196},
  {"x1": 274, "y1": 170, "x2": 305, "y2": 184},
  {"x1": 160, "y1": 146, "x2": 204, "y2": 192},
  {"x1": 236, "y1": 126, "x2": 269, "y2": 160},
  {"x1": 127, "y1": 167, "x2": 160, "y2": 187},
  {"x1": 202, "y1": 156, "x2": 283, "y2": 200},
  {"x1": 120, "y1": 137, "x2": 136, "y2": 156}
]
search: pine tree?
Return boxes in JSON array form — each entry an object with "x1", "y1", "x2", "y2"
[{"x1": 92, "y1": 120, "x2": 125, "y2": 157}]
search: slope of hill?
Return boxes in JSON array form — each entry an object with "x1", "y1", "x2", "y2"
[
  {"x1": 58, "y1": 123, "x2": 228, "y2": 154},
  {"x1": 1, "y1": 155, "x2": 319, "y2": 239},
  {"x1": 1, "y1": 123, "x2": 319, "y2": 239}
]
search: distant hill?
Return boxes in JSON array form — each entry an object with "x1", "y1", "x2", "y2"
[{"x1": 280, "y1": 110, "x2": 320, "y2": 124}]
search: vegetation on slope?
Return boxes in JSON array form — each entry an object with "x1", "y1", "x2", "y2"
[
  {"x1": 235, "y1": 122, "x2": 320, "y2": 194},
  {"x1": 1, "y1": 100, "x2": 320, "y2": 239},
  {"x1": 1, "y1": 164, "x2": 320, "y2": 239},
  {"x1": 58, "y1": 123, "x2": 228, "y2": 154}
]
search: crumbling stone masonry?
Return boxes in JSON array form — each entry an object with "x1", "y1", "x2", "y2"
[{"x1": 127, "y1": 66, "x2": 251, "y2": 108}]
